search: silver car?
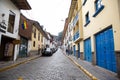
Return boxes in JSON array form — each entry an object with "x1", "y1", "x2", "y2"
[{"x1": 43, "y1": 47, "x2": 52, "y2": 56}]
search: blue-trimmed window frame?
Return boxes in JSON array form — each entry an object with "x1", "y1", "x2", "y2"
[
  {"x1": 84, "y1": 12, "x2": 90, "y2": 27},
  {"x1": 83, "y1": 0, "x2": 87, "y2": 5},
  {"x1": 93, "y1": 0, "x2": 104, "y2": 17},
  {"x1": 73, "y1": 31, "x2": 80, "y2": 41}
]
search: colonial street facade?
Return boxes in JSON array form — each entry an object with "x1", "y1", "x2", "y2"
[
  {"x1": 62, "y1": 0, "x2": 120, "y2": 78},
  {"x1": 0, "y1": 0, "x2": 57, "y2": 62},
  {"x1": 19, "y1": 14, "x2": 49, "y2": 57}
]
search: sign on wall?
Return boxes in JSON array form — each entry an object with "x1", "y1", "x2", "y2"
[{"x1": 0, "y1": 21, "x2": 6, "y2": 33}]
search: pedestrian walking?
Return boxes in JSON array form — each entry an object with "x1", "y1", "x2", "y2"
[
  {"x1": 66, "y1": 48, "x2": 68, "y2": 54},
  {"x1": 67, "y1": 47, "x2": 71, "y2": 56}
]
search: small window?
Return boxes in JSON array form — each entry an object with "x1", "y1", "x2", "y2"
[
  {"x1": 41, "y1": 36, "x2": 43, "y2": 42},
  {"x1": 83, "y1": 0, "x2": 87, "y2": 5},
  {"x1": 84, "y1": 12, "x2": 90, "y2": 27},
  {"x1": 86, "y1": 12, "x2": 89, "y2": 23},
  {"x1": 93, "y1": 0, "x2": 104, "y2": 17},
  {"x1": 95, "y1": 0, "x2": 103, "y2": 11},
  {"x1": 38, "y1": 33, "x2": 40, "y2": 41},
  {"x1": 34, "y1": 28, "x2": 36, "y2": 38},
  {"x1": 7, "y1": 10, "x2": 15, "y2": 33},
  {"x1": 33, "y1": 41, "x2": 35, "y2": 47}
]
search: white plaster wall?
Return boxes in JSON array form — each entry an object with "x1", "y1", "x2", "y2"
[
  {"x1": 0, "y1": 0, "x2": 20, "y2": 61},
  {"x1": 28, "y1": 40, "x2": 32, "y2": 53},
  {"x1": 13, "y1": 45, "x2": 19, "y2": 61},
  {"x1": 0, "y1": 0, "x2": 20, "y2": 38},
  {"x1": 82, "y1": 0, "x2": 120, "y2": 51}
]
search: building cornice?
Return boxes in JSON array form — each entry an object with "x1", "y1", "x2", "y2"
[{"x1": 11, "y1": 0, "x2": 31, "y2": 10}]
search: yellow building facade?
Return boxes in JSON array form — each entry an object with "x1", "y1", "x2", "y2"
[
  {"x1": 68, "y1": 0, "x2": 84, "y2": 59},
  {"x1": 82, "y1": 0, "x2": 120, "y2": 76},
  {"x1": 67, "y1": 0, "x2": 120, "y2": 77},
  {"x1": 31, "y1": 25, "x2": 40, "y2": 51},
  {"x1": 30, "y1": 22, "x2": 44, "y2": 55}
]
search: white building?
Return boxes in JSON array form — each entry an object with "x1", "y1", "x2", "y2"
[{"x1": 0, "y1": 0, "x2": 31, "y2": 61}]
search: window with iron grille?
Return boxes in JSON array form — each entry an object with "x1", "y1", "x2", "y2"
[{"x1": 7, "y1": 10, "x2": 15, "y2": 33}]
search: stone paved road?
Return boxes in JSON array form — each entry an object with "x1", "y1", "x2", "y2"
[{"x1": 0, "y1": 49, "x2": 91, "y2": 80}]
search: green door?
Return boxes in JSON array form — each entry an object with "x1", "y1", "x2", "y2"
[{"x1": 19, "y1": 37, "x2": 28, "y2": 57}]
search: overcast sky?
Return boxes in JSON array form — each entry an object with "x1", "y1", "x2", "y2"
[{"x1": 21, "y1": 0, "x2": 71, "y2": 36}]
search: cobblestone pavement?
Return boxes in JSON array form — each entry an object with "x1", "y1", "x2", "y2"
[
  {"x1": 0, "y1": 55, "x2": 40, "y2": 69},
  {"x1": 0, "y1": 49, "x2": 91, "y2": 80},
  {"x1": 68, "y1": 55, "x2": 120, "y2": 80}
]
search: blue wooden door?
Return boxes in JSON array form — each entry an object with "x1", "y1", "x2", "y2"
[
  {"x1": 78, "y1": 43, "x2": 80, "y2": 58},
  {"x1": 95, "y1": 28, "x2": 117, "y2": 72},
  {"x1": 84, "y1": 38, "x2": 92, "y2": 62},
  {"x1": 73, "y1": 45, "x2": 76, "y2": 56}
]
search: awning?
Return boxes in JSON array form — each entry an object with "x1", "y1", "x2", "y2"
[{"x1": 12, "y1": 40, "x2": 21, "y2": 44}]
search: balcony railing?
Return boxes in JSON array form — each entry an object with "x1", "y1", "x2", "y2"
[
  {"x1": 71, "y1": 13, "x2": 79, "y2": 29},
  {"x1": 73, "y1": 31, "x2": 79, "y2": 41}
]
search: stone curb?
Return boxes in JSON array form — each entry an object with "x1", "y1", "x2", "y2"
[
  {"x1": 0, "y1": 56, "x2": 40, "y2": 72},
  {"x1": 63, "y1": 52, "x2": 98, "y2": 80}
]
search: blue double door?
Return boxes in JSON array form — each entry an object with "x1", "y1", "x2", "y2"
[
  {"x1": 95, "y1": 28, "x2": 117, "y2": 72},
  {"x1": 84, "y1": 38, "x2": 92, "y2": 62}
]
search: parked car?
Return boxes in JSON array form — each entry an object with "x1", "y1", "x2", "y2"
[
  {"x1": 51, "y1": 48, "x2": 58, "y2": 54},
  {"x1": 42, "y1": 47, "x2": 52, "y2": 56}
]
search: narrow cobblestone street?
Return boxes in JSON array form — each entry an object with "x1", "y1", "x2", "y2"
[
  {"x1": 1, "y1": 0, "x2": 120, "y2": 80},
  {"x1": 0, "y1": 49, "x2": 91, "y2": 80}
]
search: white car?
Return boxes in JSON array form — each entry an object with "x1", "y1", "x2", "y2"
[{"x1": 42, "y1": 47, "x2": 52, "y2": 56}]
